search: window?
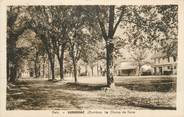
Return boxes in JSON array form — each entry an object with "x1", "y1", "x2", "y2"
[
  {"x1": 171, "y1": 67, "x2": 173, "y2": 72},
  {"x1": 154, "y1": 67, "x2": 157, "y2": 74},
  {"x1": 167, "y1": 66, "x2": 170, "y2": 69},
  {"x1": 159, "y1": 67, "x2": 162, "y2": 75},
  {"x1": 161, "y1": 40, "x2": 164, "y2": 46},
  {"x1": 168, "y1": 57, "x2": 170, "y2": 62},
  {"x1": 162, "y1": 57, "x2": 165, "y2": 61},
  {"x1": 158, "y1": 58, "x2": 160, "y2": 63},
  {"x1": 173, "y1": 56, "x2": 176, "y2": 62}
]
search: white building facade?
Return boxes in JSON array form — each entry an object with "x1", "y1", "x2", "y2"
[{"x1": 152, "y1": 53, "x2": 177, "y2": 75}]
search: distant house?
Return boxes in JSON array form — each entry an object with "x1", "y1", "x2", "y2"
[
  {"x1": 77, "y1": 59, "x2": 106, "y2": 77},
  {"x1": 115, "y1": 61, "x2": 155, "y2": 76},
  {"x1": 116, "y1": 61, "x2": 137, "y2": 76},
  {"x1": 141, "y1": 64, "x2": 154, "y2": 75},
  {"x1": 151, "y1": 51, "x2": 177, "y2": 75},
  {"x1": 21, "y1": 67, "x2": 30, "y2": 78}
]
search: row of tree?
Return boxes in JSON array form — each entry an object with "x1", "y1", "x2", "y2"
[{"x1": 7, "y1": 5, "x2": 178, "y2": 87}]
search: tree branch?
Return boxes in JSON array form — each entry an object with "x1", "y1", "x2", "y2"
[
  {"x1": 108, "y1": 6, "x2": 115, "y2": 38},
  {"x1": 112, "y1": 9, "x2": 124, "y2": 36},
  {"x1": 98, "y1": 18, "x2": 108, "y2": 40},
  {"x1": 95, "y1": 6, "x2": 108, "y2": 40}
]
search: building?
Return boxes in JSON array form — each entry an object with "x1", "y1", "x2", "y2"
[
  {"x1": 151, "y1": 51, "x2": 177, "y2": 75},
  {"x1": 141, "y1": 63, "x2": 154, "y2": 75},
  {"x1": 77, "y1": 59, "x2": 106, "y2": 77},
  {"x1": 21, "y1": 62, "x2": 30, "y2": 78},
  {"x1": 116, "y1": 61, "x2": 137, "y2": 76}
]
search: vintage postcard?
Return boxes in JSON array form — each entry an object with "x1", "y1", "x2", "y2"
[{"x1": 0, "y1": 0, "x2": 184, "y2": 117}]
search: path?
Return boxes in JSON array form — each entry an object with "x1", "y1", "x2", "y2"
[{"x1": 7, "y1": 78, "x2": 176, "y2": 110}]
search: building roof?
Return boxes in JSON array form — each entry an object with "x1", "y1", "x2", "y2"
[
  {"x1": 141, "y1": 64, "x2": 154, "y2": 72},
  {"x1": 116, "y1": 62, "x2": 137, "y2": 70}
]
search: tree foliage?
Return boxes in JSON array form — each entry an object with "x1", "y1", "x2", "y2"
[{"x1": 7, "y1": 5, "x2": 178, "y2": 86}]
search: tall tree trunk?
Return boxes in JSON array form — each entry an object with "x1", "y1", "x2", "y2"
[
  {"x1": 71, "y1": 55, "x2": 77, "y2": 83},
  {"x1": 42, "y1": 60, "x2": 45, "y2": 78},
  {"x1": 9, "y1": 38, "x2": 17, "y2": 83},
  {"x1": 56, "y1": 44, "x2": 66, "y2": 80},
  {"x1": 47, "y1": 60, "x2": 50, "y2": 79},
  {"x1": 70, "y1": 44, "x2": 78, "y2": 83},
  {"x1": 73, "y1": 63, "x2": 77, "y2": 83},
  {"x1": 106, "y1": 39, "x2": 114, "y2": 87},
  {"x1": 7, "y1": 53, "x2": 10, "y2": 81},
  {"x1": 50, "y1": 60, "x2": 55, "y2": 80},
  {"x1": 48, "y1": 53, "x2": 55, "y2": 80},
  {"x1": 59, "y1": 48, "x2": 65, "y2": 80},
  {"x1": 137, "y1": 63, "x2": 141, "y2": 76},
  {"x1": 71, "y1": 50, "x2": 77, "y2": 83},
  {"x1": 98, "y1": 5, "x2": 124, "y2": 87},
  {"x1": 34, "y1": 60, "x2": 37, "y2": 78},
  {"x1": 106, "y1": 6, "x2": 115, "y2": 87},
  {"x1": 9, "y1": 65, "x2": 17, "y2": 82},
  {"x1": 98, "y1": 6, "x2": 119, "y2": 88},
  {"x1": 38, "y1": 64, "x2": 41, "y2": 77},
  {"x1": 42, "y1": 56, "x2": 47, "y2": 78},
  {"x1": 85, "y1": 64, "x2": 88, "y2": 76},
  {"x1": 34, "y1": 52, "x2": 39, "y2": 78},
  {"x1": 91, "y1": 66, "x2": 94, "y2": 76},
  {"x1": 44, "y1": 41, "x2": 55, "y2": 80}
]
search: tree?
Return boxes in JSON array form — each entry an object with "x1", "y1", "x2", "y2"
[
  {"x1": 124, "y1": 22, "x2": 150, "y2": 76},
  {"x1": 47, "y1": 6, "x2": 71, "y2": 80},
  {"x1": 68, "y1": 30, "x2": 85, "y2": 83},
  {"x1": 80, "y1": 31, "x2": 101, "y2": 76},
  {"x1": 128, "y1": 47, "x2": 149, "y2": 76},
  {"x1": 76, "y1": 6, "x2": 128, "y2": 87},
  {"x1": 28, "y1": 6, "x2": 57, "y2": 80},
  {"x1": 129, "y1": 5, "x2": 178, "y2": 57},
  {"x1": 156, "y1": 5, "x2": 178, "y2": 57},
  {"x1": 119, "y1": 5, "x2": 178, "y2": 75},
  {"x1": 66, "y1": 6, "x2": 95, "y2": 83},
  {"x1": 95, "y1": 6, "x2": 126, "y2": 87},
  {"x1": 7, "y1": 6, "x2": 30, "y2": 82}
]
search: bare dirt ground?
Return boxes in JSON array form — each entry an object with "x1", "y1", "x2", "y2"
[{"x1": 7, "y1": 76, "x2": 176, "y2": 110}]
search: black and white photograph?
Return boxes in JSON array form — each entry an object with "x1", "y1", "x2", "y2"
[{"x1": 0, "y1": 0, "x2": 184, "y2": 117}]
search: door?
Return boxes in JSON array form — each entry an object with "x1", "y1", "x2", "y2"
[{"x1": 159, "y1": 67, "x2": 162, "y2": 75}]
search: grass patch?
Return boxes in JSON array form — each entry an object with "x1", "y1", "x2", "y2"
[{"x1": 116, "y1": 77, "x2": 176, "y2": 92}]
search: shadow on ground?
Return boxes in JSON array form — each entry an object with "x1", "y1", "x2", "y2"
[
  {"x1": 56, "y1": 82, "x2": 107, "y2": 91},
  {"x1": 7, "y1": 78, "x2": 176, "y2": 110}
]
